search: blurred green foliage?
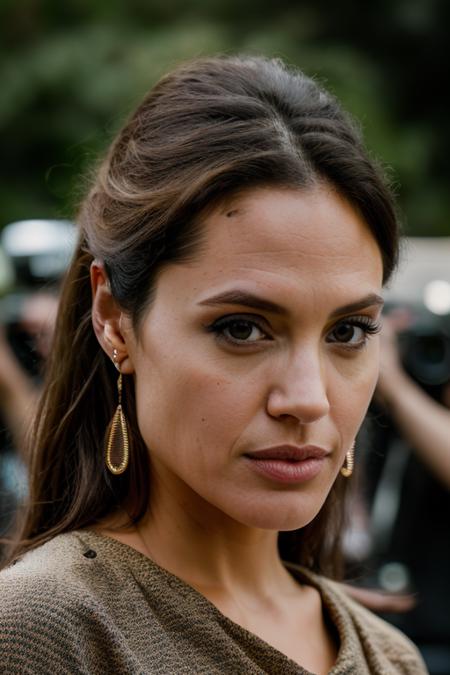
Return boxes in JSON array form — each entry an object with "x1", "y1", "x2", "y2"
[{"x1": 1, "y1": 0, "x2": 449, "y2": 234}]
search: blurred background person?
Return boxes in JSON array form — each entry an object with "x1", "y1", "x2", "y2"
[
  {"x1": 0, "y1": 291, "x2": 58, "y2": 450},
  {"x1": 377, "y1": 308, "x2": 450, "y2": 486},
  {"x1": 0, "y1": 219, "x2": 74, "y2": 543},
  {"x1": 344, "y1": 252, "x2": 450, "y2": 675},
  {"x1": 370, "y1": 307, "x2": 450, "y2": 673}
]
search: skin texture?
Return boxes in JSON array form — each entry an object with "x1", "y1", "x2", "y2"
[{"x1": 91, "y1": 185, "x2": 384, "y2": 673}]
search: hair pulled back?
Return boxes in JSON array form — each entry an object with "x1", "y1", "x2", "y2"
[{"x1": 3, "y1": 55, "x2": 399, "y2": 575}]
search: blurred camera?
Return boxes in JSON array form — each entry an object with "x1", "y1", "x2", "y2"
[
  {"x1": 0, "y1": 219, "x2": 76, "y2": 374},
  {"x1": 397, "y1": 316, "x2": 450, "y2": 386}
]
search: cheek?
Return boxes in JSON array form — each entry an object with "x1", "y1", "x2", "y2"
[
  {"x1": 332, "y1": 341, "x2": 380, "y2": 433},
  {"x1": 363, "y1": 338, "x2": 380, "y2": 398},
  {"x1": 133, "y1": 350, "x2": 258, "y2": 468}
]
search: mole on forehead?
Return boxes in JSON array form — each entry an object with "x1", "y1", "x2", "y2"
[
  {"x1": 217, "y1": 198, "x2": 248, "y2": 219},
  {"x1": 225, "y1": 208, "x2": 241, "y2": 218},
  {"x1": 216, "y1": 189, "x2": 268, "y2": 219},
  {"x1": 216, "y1": 186, "x2": 326, "y2": 220}
]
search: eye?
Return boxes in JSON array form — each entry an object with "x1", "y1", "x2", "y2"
[
  {"x1": 207, "y1": 315, "x2": 271, "y2": 346},
  {"x1": 327, "y1": 316, "x2": 381, "y2": 349}
]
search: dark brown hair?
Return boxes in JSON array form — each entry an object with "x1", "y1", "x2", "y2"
[{"x1": 2, "y1": 55, "x2": 399, "y2": 575}]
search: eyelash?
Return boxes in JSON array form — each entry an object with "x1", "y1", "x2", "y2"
[
  {"x1": 206, "y1": 314, "x2": 381, "y2": 350},
  {"x1": 327, "y1": 315, "x2": 382, "y2": 350},
  {"x1": 206, "y1": 314, "x2": 270, "y2": 346}
]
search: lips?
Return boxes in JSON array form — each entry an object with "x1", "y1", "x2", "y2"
[
  {"x1": 244, "y1": 445, "x2": 329, "y2": 483},
  {"x1": 245, "y1": 444, "x2": 329, "y2": 461}
]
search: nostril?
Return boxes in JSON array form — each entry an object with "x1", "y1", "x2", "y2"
[{"x1": 266, "y1": 386, "x2": 330, "y2": 424}]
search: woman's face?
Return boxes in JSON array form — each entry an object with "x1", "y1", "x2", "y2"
[{"x1": 124, "y1": 185, "x2": 384, "y2": 531}]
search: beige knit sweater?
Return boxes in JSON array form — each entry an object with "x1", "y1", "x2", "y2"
[{"x1": 0, "y1": 530, "x2": 427, "y2": 674}]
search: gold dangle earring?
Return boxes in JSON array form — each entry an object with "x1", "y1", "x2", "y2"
[
  {"x1": 105, "y1": 348, "x2": 130, "y2": 475},
  {"x1": 340, "y1": 441, "x2": 355, "y2": 478}
]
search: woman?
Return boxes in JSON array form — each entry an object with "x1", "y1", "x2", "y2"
[{"x1": 0, "y1": 56, "x2": 427, "y2": 674}]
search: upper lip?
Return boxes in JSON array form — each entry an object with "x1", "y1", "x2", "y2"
[{"x1": 245, "y1": 444, "x2": 329, "y2": 461}]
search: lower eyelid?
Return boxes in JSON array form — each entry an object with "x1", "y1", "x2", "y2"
[
  {"x1": 326, "y1": 323, "x2": 379, "y2": 348},
  {"x1": 327, "y1": 339, "x2": 369, "y2": 354}
]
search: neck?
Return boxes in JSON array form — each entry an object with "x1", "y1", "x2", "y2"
[
  {"x1": 146, "y1": 492, "x2": 289, "y2": 596},
  {"x1": 100, "y1": 478, "x2": 295, "y2": 601}
]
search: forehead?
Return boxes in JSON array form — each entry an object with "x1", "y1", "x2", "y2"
[
  {"x1": 153, "y1": 185, "x2": 383, "y2": 314},
  {"x1": 195, "y1": 186, "x2": 382, "y2": 282}
]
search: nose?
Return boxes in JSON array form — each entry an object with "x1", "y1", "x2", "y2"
[{"x1": 266, "y1": 346, "x2": 330, "y2": 424}]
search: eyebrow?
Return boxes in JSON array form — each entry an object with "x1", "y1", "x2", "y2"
[
  {"x1": 328, "y1": 294, "x2": 384, "y2": 318},
  {"x1": 198, "y1": 289, "x2": 384, "y2": 317}
]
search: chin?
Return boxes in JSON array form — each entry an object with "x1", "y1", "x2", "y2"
[{"x1": 223, "y1": 493, "x2": 325, "y2": 532}]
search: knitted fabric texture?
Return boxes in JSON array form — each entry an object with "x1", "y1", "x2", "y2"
[{"x1": 0, "y1": 530, "x2": 427, "y2": 674}]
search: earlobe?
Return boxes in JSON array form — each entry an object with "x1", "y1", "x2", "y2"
[{"x1": 90, "y1": 260, "x2": 134, "y2": 374}]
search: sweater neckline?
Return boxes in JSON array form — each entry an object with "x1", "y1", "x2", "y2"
[{"x1": 71, "y1": 528, "x2": 359, "y2": 674}]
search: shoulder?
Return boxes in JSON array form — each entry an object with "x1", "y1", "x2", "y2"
[
  {"x1": 287, "y1": 565, "x2": 428, "y2": 674},
  {"x1": 0, "y1": 530, "x2": 108, "y2": 603},
  {"x1": 317, "y1": 574, "x2": 427, "y2": 673},
  {"x1": 0, "y1": 532, "x2": 122, "y2": 673}
]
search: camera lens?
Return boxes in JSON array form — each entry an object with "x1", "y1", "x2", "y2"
[{"x1": 400, "y1": 328, "x2": 450, "y2": 385}]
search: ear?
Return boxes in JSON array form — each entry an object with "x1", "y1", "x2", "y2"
[{"x1": 90, "y1": 260, "x2": 134, "y2": 374}]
